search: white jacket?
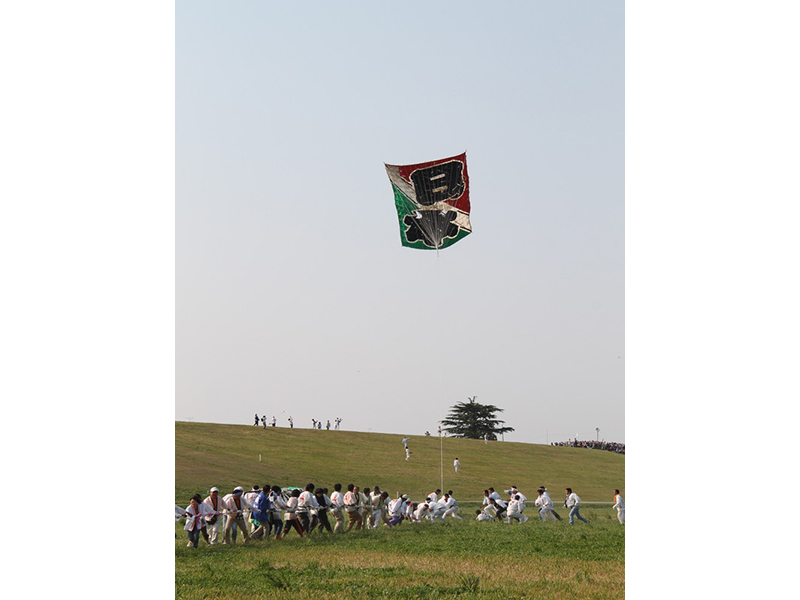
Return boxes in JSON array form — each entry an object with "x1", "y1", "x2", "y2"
[
  {"x1": 613, "y1": 494, "x2": 624, "y2": 510},
  {"x1": 507, "y1": 499, "x2": 524, "y2": 516},
  {"x1": 183, "y1": 503, "x2": 213, "y2": 531},
  {"x1": 223, "y1": 494, "x2": 253, "y2": 517},
  {"x1": 565, "y1": 493, "x2": 581, "y2": 508},
  {"x1": 202, "y1": 495, "x2": 226, "y2": 523}
]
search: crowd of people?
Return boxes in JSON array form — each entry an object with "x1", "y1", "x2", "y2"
[
  {"x1": 176, "y1": 482, "x2": 624, "y2": 548},
  {"x1": 551, "y1": 439, "x2": 625, "y2": 454},
  {"x1": 254, "y1": 414, "x2": 343, "y2": 431}
]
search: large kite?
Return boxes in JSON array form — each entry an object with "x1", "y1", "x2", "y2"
[{"x1": 385, "y1": 152, "x2": 472, "y2": 250}]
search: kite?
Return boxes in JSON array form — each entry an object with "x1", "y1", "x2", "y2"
[{"x1": 384, "y1": 152, "x2": 472, "y2": 250}]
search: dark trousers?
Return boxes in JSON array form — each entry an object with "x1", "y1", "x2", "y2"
[
  {"x1": 297, "y1": 512, "x2": 310, "y2": 533},
  {"x1": 187, "y1": 528, "x2": 201, "y2": 548},
  {"x1": 316, "y1": 510, "x2": 333, "y2": 533},
  {"x1": 283, "y1": 519, "x2": 304, "y2": 537}
]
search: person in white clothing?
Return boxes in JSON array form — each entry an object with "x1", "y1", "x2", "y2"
[
  {"x1": 357, "y1": 486, "x2": 371, "y2": 528},
  {"x1": 535, "y1": 488, "x2": 559, "y2": 521},
  {"x1": 269, "y1": 486, "x2": 288, "y2": 538},
  {"x1": 296, "y1": 483, "x2": 318, "y2": 534},
  {"x1": 329, "y1": 483, "x2": 346, "y2": 533},
  {"x1": 506, "y1": 495, "x2": 528, "y2": 524},
  {"x1": 441, "y1": 492, "x2": 463, "y2": 520},
  {"x1": 612, "y1": 489, "x2": 625, "y2": 524},
  {"x1": 202, "y1": 487, "x2": 226, "y2": 545},
  {"x1": 504, "y1": 486, "x2": 527, "y2": 503},
  {"x1": 453, "y1": 458, "x2": 460, "y2": 473},
  {"x1": 244, "y1": 485, "x2": 261, "y2": 534},
  {"x1": 488, "y1": 488, "x2": 504, "y2": 504},
  {"x1": 223, "y1": 487, "x2": 251, "y2": 544},
  {"x1": 537, "y1": 487, "x2": 563, "y2": 521},
  {"x1": 184, "y1": 494, "x2": 213, "y2": 548},
  {"x1": 368, "y1": 487, "x2": 384, "y2": 529},
  {"x1": 343, "y1": 484, "x2": 362, "y2": 531},
  {"x1": 564, "y1": 488, "x2": 589, "y2": 525},
  {"x1": 427, "y1": 489, "x2": 442, "y2": 504},
  {"x1": 475, "y1": 509, "x2": 494, "y2": 522},
  {"x1": 387, "y1": 495, "x2": 408, "y2": 527},
  {"x1": 414, "y1": 503, "x2": 433, "y2": 521},
  {"x1": 429, "y1": 501, "x2": 446, "y2": 521},
  {"x1": 281, "y1": 489, "x2": 304, "y2": 538}
]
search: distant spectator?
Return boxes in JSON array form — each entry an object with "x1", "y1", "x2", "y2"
[{"x1": 552, "y1": 439, "x2": 625, "y2": 454}]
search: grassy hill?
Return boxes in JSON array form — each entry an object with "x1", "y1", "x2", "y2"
[{"x1": 175, "y1": 421, "x2": 624, "y2": 504}]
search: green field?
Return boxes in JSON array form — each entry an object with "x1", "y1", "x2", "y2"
[{"x1": 176, "y1": 421, "x2": 625, "y2": 598}]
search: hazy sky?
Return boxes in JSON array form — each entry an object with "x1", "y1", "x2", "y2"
[{"x1": 176, "y1": 0, "x2": 625, "y2": 444}]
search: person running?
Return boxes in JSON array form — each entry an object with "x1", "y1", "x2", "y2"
[
  {"x1": 486, "y1": 497, "x2": 507, "y2": 521},
  {"x1": 537, "y1": 487, "x2": 563, "y2": 521},
  {"x1": 254, "y1": 413, "x2": 259, "y2": 426},
  {"x1": 326, "y1": 420, "x2": 331, "y2": 430},
  {"x1": 288, "y1": 416, "x2": 293, "y2": 428},
  {"x1": 564, "y1": 488, "x2": 589, "y2": 525},
  {"x1": 612, "y1": 489, "x2": 625, "y2": 524},
  {"x1": 271, "y1": 415, "x2": 277, "y2": 427},
  {"x1": 535, "y1": 488, "x2": 559, "y2": 521},
  {"x1": 405, "y1": 447, "x2": 411, "y2": 461},
  {"x1": 261, "y1": 415, "x2": 267, "y2": 428}
]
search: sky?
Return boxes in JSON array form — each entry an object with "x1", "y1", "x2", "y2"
[{"x1": 175, "y1": 0, "x2": 625, "y2": 444}]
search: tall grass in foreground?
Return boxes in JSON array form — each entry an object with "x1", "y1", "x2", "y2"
[{"x1": 176, "y1": 510, "x2": 624, "y2": 599}]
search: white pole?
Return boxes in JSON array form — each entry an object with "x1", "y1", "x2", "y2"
[
  {"x1": 439, "y1": 426, "x2": 443, "y2": 492},
  {"x1": 259, "y1": 454, "x2": 262, "y2": 462}
]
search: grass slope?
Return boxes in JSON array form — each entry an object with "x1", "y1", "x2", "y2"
[{"x1": 175, "y1": 422, "x2": 624, "y2": 504}]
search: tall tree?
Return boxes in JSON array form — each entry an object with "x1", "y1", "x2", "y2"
[{"x1": 440, "y1": 397, "x2": 514, "y2": 440}]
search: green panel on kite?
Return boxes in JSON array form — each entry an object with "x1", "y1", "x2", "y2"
[{"x1": 385, "y1": 153, "x2": 472, "y2": 251}]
